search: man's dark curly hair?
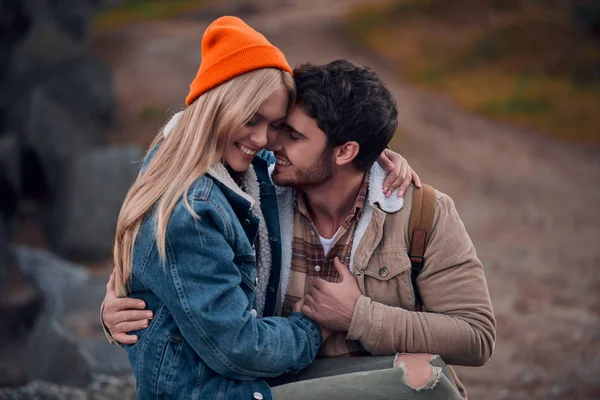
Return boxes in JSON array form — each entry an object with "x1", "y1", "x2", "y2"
[{"x1": 293, "y1": 60, "x2": 398, "y2": 172}]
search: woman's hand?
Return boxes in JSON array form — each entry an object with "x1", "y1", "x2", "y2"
[{"x1": 377, "y1": 148, "x2": 422, "y2": 198}]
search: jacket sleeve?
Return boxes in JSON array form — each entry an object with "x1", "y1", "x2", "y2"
[
  {"x1": 139, "y1": 197, "x2": 321, "y2": 380},
  {"x1": 99, "y1": 301, "x2": 118, "y2": 345},
  {"x1": 347, "y1": 193, "x2": 496, "y2": 366},
  {"x1": 256, "y1": 149, "x2": 276, "y2": 165}
]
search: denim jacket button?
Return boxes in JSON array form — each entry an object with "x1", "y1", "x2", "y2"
[
  {"x1": 253, "y1": 392, "x2": 264, "y2": 400},
  {"x1": 243, "y1": 218, "x2": 251, "y2": 226},
  {"x1": 250, "y1": 309, "x2": 257, "y2": 317}
]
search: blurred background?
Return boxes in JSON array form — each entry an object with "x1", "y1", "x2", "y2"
[{"x1": 0, "y1": 0, "x2": 599, "y2": 399}]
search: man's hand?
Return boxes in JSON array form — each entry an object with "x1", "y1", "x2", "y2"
[
  {"x1": 102, "y1": 271, "x2": 153, "y2": 344},
  {"x1": 301, "y1": 257, "x2": 361, "y2": 332},
  {"x1": 293, "y1": 298, "x2": 334, "y2": 342},
  {"x1": 377, "y1": 148, "x2": 422, "y2": 198}
]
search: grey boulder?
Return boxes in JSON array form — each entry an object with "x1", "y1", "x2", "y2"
[
  {"x1": 49, "y1": 146, "x2": 143, "y2": 260},
  {"x1": 14, "y1": 246, "x2": 132, "y2": 388}
]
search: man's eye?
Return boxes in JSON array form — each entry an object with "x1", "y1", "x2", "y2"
[{"x1": 288, "y1": 132, "x2": 300, "y2": 141}]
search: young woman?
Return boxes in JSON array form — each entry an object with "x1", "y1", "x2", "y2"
[{"x1": 110, "y1": 16, "x2": 419, "y2": 400}]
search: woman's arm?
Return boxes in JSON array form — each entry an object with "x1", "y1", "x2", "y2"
[
  {"x1": 138, "y1": 198, "x2": 321, "y2": 380},
  {"x1": 377, "y1": 148, "x2": 422, "y2": 198}
]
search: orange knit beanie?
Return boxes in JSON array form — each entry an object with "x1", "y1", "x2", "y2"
[{"x1": 185, "y1": 16, "x2": 292, "y2": 105}]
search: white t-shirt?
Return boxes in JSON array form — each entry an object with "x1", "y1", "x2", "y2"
[{"x1": 319, "y1": 227, "x2": 342, "y2": 256}]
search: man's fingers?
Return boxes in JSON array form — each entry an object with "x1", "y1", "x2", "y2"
[
  {"x1": 301, "y1": 303, "x2": 314, "y2": 319},
  {"x1": 332, "y1": 257, "x2": 351, "y2": 280},
  {"x1": 312, "y1": 277, "x2": 325, "y2": 291},
  {"x1": 112, "y1": 319, "x2": 150, "y2": 334},
  {"x1": 104, "y1": 299, "x2": 147, "y2": 327},
  {"x1": 293, "y1": 298, "x2": 305, "y2": 313},
  {"x1": 106, "y1": 271, "x2": 116, "y2": 293},
  {"x1": 113, "y1": 310, "x2": 153, "y2": 325},
  {"x1": 304, "y1": 293, "x2": 316, "y2": 307},
  {"x1": 302, "y1": 293, "x2": 317, "y2": 318},
  {"x1": 113, "y1": 332, "x2": 139, "y2": 345},
  {"x1": 105, "y1": 297, "x2": 146, "y2": 313}
]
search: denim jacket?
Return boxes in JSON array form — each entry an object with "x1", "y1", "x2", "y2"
[{"x1": 125, "y1": 149, "x2": 322, "y2": 400}]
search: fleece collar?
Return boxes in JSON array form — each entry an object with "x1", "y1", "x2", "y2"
[{"x1": 366, "y1": 163, "x2": 404, "y2": 213}]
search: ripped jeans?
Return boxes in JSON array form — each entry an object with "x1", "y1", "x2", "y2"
[{"x1": 267, "y1": 354, "x2": 464, "y2": 400}]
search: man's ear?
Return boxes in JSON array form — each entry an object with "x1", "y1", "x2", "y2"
[{"x1": 334, "y1": 141, "x2": 360, "y2": 167}]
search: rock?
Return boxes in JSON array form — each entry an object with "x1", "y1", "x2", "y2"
[
  {"x1": 49, "y1": 0, "x2": 98, "y2": 43},
  {"x1": 13, "y1": 247, "x2": 132, "y2": 387},
  {"x1": 0, "y1": 215, "x2": 9, "y2": 288},
  {"x1": 0, "y1": 0, "x2": 31, "y2": 81},
  {"x1": 0, "y1": 132, "x2": 21, "y2": 205},
  {"x1": 0, "y1": 220, "x2": 42, "y2": 387},
  {"x1": 0, "y1": 217, "x2": 38, "y2": 313},
  {"x1": 0, "y1": 374, "x2": 135, "y2": 400},
  {"x1": 3, "y1": 83, "x2": 107, "y2": 196},
  {"x1": 6, "y1": 17, "x2": 83, "y2": 78},
  {"x1": 41, "y1": 57, "x2": 116, "y2": 130},
  {"x1": 1, "y1": 52, "x2": 115, "y2": 188},
  {"x1": 2, "y1": 0, "x2": 101, "y2": 51},
  {"x1": 50, "y1": 146, "x2": 142, "y2": 260}
]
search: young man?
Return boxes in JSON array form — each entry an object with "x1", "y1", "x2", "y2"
[{"x1": 102, "y1": 60, "x2": 495, "y2": 399}]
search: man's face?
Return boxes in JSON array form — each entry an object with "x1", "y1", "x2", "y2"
[{"x1": 270, "y1": 106, "x2": 334, "y2": 188}]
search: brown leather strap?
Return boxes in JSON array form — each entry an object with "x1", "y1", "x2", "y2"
[
  {"x1": 408, "y1": 184, "x2": 435, "y2": 258},
  {"x1": 408, "y1": 184, "x2": 436, "y2": 309}
]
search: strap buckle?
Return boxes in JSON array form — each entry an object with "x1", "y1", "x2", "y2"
[{"x1": 409, "y1": 255, "x2": 425, "y2": 271}]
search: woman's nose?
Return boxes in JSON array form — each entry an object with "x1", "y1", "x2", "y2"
[
  {"x1": 250, "y1": 126, "x2": 268, "y2": 148},
  {"x1": 265, "y1": 127, "x2": 282, "y2": 151}
]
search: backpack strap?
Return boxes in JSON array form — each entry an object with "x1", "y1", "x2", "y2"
[{"x1": 408, "y1": 184, "x2": 436, "y2": 309}]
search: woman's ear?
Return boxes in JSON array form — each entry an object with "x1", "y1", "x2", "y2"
[{"x1": 334, "y1": 141, "x2": 360, "y2": 167}]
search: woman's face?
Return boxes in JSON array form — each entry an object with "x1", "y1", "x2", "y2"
[{"x1": 224, "y1": 87, "x2": 288, "y2": 172}]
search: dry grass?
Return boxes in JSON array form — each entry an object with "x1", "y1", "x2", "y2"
[
  {"x1": 346, "y1": 0, "x2": 600, "y2": 143},
  {"x1": 94, "y1": 0, "x2": 207, "y2": 33}
]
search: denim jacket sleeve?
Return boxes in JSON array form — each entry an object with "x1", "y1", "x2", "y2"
[
  {"x1": 256, "y1": 149, "x2": 276, "y2": 165},
  {"x1": 139, "y1": 197, "x2": 322, "y2": 380}
]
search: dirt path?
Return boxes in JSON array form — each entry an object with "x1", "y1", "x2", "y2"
[{"x1": 93, "y1": 1, "x2": 600, "y2": 398}]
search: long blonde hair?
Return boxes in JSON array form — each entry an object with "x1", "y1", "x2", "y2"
[{"x1": 113, "y1": 68, "x2": 295, "y2": 296}]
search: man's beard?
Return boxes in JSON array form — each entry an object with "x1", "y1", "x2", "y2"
[{"x1": 273, "y1": 148, "x2": 333, "y2": 189}]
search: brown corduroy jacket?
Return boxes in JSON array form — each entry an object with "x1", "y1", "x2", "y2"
[{"x1": 276, "y1": 164, "x2": 496, "y2": 398}]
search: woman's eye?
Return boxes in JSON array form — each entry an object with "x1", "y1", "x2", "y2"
[
  {"x1": 246, "y1": 119, "x2": 258, "y2": 127},
  {"x1": 270, "y1": 124, "x2": 282, "y2": 131}
]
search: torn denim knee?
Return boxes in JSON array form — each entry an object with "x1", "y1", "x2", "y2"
[{"x1": 393, "y1": 353, "x2": 442, "y2": 391}]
